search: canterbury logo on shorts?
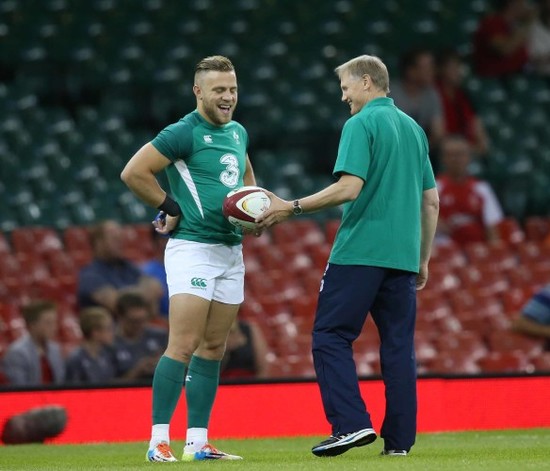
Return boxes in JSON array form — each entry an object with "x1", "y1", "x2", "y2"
[{"x1": 190, "y1": 277, "x2": 207, "y2": 289}]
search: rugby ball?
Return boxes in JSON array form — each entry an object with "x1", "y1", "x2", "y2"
[{"x1": 223, "y1": 186, "x2": 271, "y2": 230}]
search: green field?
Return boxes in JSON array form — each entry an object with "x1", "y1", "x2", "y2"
[{"x1": 1, "y1": 429, "x2": 549, "y2": 471}]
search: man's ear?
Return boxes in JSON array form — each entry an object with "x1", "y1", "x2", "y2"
[
  {"x1": 193, "y1": 84, "x2": 201, "y2": 99},
  {"x1": 362, "y1": 74, "x2": 371, "y2": 90}
]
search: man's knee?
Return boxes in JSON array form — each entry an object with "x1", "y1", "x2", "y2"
[
  {"x1": 195, "y1": 338, "x2": 226, "y2": 360},
  {"x1": 165, "y1": 335, "x2": 201, "y2": 363},
  {"x1": 312, "y1": 330, "x2": 336, "y2": 352}
]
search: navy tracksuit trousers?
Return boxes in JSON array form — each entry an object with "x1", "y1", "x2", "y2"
[{"x1": 312, "y1": 264, "x2": 417, "y2": 452}]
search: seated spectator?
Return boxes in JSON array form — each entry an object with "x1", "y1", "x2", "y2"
[
  {"x1": 529, "y1": 0, "x2": 550, "y2": 76},
  {"x1": 77, "y1": 220, "x2": 163, "y2": 314},
  {"x1": 473, "y1": 0, "x2": 534, "y2": 77},
  {"x1": 65, "y1": 307, "x2": 118, "y2": 384},
  {"x1": 390, "y1": 48, "x2": 445, "y2": 155},
  {"x1": 435, "y1": 50, "x2": 490, "y2": 156},
  {"x1": 113, "y1": 291, "x2": 168, "y2": 382},
  {"x1": 511, "y1": 284, "x2": 550, "y2": 348},
  {"x1": 140, "y1": 228, "x2": 169, "y2": 319},
  {"x1": 436, "y1": 135, "x2": 504, "y2": 245},
  {"x1": 1, "y1": 301, "x2": 65, "y2": 386},
  {"x1": 221, "y1": 319, "x2": 270, "y2": 379}
]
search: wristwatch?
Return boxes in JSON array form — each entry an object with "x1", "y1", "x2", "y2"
[{"x1": 292, "y1": 200, "x2": 303, "y2": 216}]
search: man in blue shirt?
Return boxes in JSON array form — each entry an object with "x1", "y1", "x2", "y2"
[
  {"x1": 512, "y1": 284, "x2": 550, "y2": 347},
  {"x1": 77, "y1": 220, "x2": 163, "y2": 314}
]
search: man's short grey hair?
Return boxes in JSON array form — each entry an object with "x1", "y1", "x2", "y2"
[{"x1": 334, "y1": 55, "x2": 390, "y2": 93}]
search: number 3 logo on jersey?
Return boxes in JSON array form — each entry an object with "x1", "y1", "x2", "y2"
[{"x1": 219, "y1": 153, "x2": 240, "y2": 188}]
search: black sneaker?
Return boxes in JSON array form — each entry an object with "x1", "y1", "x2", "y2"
[
  {"x1": 381, "y1": 449, "x2": 408, "y2": 456},
  {"x1": 311, "y1": 428, "x2": 377, "y2": 457}
]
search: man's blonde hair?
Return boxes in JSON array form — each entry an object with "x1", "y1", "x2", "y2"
[
  {"x1": 335, "y1": 55, "x2": 390, "y2": 93},
  {"x1": 194, "y1": 55, "x2": 235, "y2": 82}
]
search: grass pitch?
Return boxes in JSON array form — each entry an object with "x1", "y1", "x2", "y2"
[{"x1": 0, "y1": 429, "x2": 549, "y2": 471}]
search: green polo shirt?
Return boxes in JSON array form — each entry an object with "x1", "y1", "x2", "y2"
[{"x1": 329, "y1": 97, "x2": 436, "y2": 273}]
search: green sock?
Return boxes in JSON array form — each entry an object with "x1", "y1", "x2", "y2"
[
  {"x1": 185, "y1": 355, "x2": 221, "y2": 428},
  {"x1": 152, "y1": 355, "x2": 186, "y2": 425}
]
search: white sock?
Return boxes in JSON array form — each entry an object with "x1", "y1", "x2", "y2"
[
  {"x1": 150, "y1": 424, "x2": 170, "y2": 449},
  {"x1": 186, "y1": 427, "x2": 207, "y2": 451}
]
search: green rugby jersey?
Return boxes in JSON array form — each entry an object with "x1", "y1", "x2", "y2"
[
  {"x1": 151, "y1": 110, "x2": 249, "y2": 245},
  {"x1": 329, "y1": 97, "x2": 436, "y2": 273}
]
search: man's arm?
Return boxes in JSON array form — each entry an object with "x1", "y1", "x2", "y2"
[
  {"x1": 417, "y1": 187, "x2": 439, "y2": 290},
  {"x1": 511, "y1": 315, "x2": 550, "y2": 339},
  {"x1": 3, "y1": 349, "x2": 31, "y2": 385},
  {"x1": 256, "y1": 174, "x2": 364, "y2": 228},
  {"x1": 120, "y1": 143, "x2": 172, "y2": 208}
]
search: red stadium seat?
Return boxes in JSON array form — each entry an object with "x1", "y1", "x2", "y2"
[
  {"x1": 47, "y1": 251, "x2": 78, "y2": 278},
  {"x1": 501, "y1": 287, "x2": 535, "y2": 315},
  {"x1": 477, "y1": 351, "x2": 533, "y2": 373},
  {"x1": 524, "y1": 216, "x2": 550, "y2": 242},
  {"x1": 68, "y1": 249, "x2": 93, "y2": 269},
  {"x1": 422, "y1": 262, "x2": 461, "y2": 292},
  {"x1": 11, "y1": 227, "x2": 63, "y2": 256},
  {"x1": 271, "y1": 220, "x2": 325, "y2": 247},
  {"x1": 307, "y1": 243, "x2": 331, "y2": 271},
  {"x1": 463, "y1": 241, "x2": 517, "y2": 271},
  {"x1": 325, "y1": 219, "x2": 340, "y2": 244},
  {"x1": 290, "y1": 295, "x2": 318, "y2": 319},
  {"x1": 497, "y1": 217, "x2": 525, "y2": 246},
  {"x1": 506, "y1": 264, "x2": 537, "y2": 289},
  {"x1": 426, "y1": 351, "x2": 481, "y2": 374},
  {"x1": 414, "y1": 335, "x2": 437, "y2": 365},
  {"x1": 255, "y1": 245, "x2": 285, "y2": 270},
  {"x1": 435, "y1": 331, "x2": 488, "y2": 360},
  {"x1": 487, "y1": 331, "x2": 545, "y2": 357},
  {"x1": 63, "y1": 226, "x2": 92, "y2": 254},
  {"x1": 123, "y1": 224, "x2": 154, "y2": 262},
  {"x1": 456, "y1": 265, "x2": 509, "y2": 296},
  {"x1": 0, "y1": 304, "x2": 27, "y2": 341},
  {"x1": 531, "y1": 352, "x2": 550, "y2": 373},
  {"x1": 430, "y1": 241, "x2": 467, "y2": 268}
]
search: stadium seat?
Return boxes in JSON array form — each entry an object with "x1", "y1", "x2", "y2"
[
  {"x1": 430, "y1": 241, "x2": 467, "y2": 268},
  {"x1": 270, "y1": 220, "x2": 324, "y2": 247},
  {"x1": 435, "y1": 331, "x2": 487, "y2": 361},
  {"x1": 290, "y1": 295, "x2": 317, "y2": 320},
  {"x1": 456, "y1": 265, "x2": 509, "y2": 296},
  {"x1": 307, "y1": 243, "x2": 331, "y2": 271},
  {"x1": 463, "y1": 241, "x2": 516, "y2": 269},
  {"x1": 422, "y1": 262, "x2": 461, "y2": 292},
  {"x1": 524, "y1": 216, "x2": 550, "y2": 242},
  {"x1": 299, "y1": 269, "x2": 324, "y2": 294},
  {"x1": 487, "y1": 331, "x2": 545, "y2": 358},
  {"x1": 531, "y1": 352, "x2": 550, "y2": 373},
  {"x1": 63, "y1": 226, "x2": 91, "y2": 254},
  {"x1": 477, "y1": 351, "x2": 533, "y2": 373},
  {"x1": 0, "y1": 304, "x2": 27, "y2": 341},
  {"x1": 324, "y1": 219, "x2": 340, "y2": 244},
  {"x1": 427, "y1": 351, "x2": 481, "y2": 375},
  {"x1": 500, "y1": 287, "x2": 535, "y2": 315},
  {"x1": 414, "y1": 334, "x2": 437, "y2": 365}
]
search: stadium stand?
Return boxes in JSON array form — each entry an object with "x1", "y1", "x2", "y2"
[
  {"x1": 0, "y1": 0, "x2": 549, "y2": 380},
  {"x1": 0, "y1": 218, "x2": 549, "y2": 380}
]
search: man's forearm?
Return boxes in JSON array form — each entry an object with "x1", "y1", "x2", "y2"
[
  {"x1": 420, "y1": 202, "x2": 439, "y2": 265},
  {"x1": 121, "y1": 169, "x2": 166, "y2": 209},
  {"x1": 511, "y1": 316, "x2": 550, "y2": 339}
]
